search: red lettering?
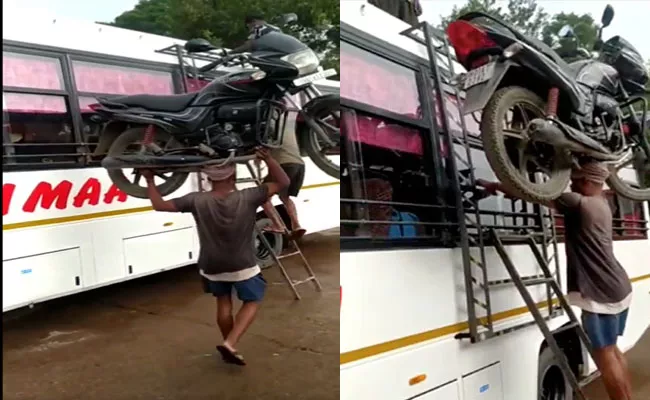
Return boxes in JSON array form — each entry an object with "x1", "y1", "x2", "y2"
[
  {"x1": 3, "y1": 184, "x2": 16, "y2": 216},
  {"x1": 72, "y1": 178, "x2": 102, "y2": 208},
  {"x1": 103, "y1": 184, "x2": 128, "y2": 204},
  {"x1": 23, "y1": 181, "x2": 73, "y2": 212}
]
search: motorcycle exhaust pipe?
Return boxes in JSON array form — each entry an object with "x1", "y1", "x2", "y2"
[{"x1": 527, "y1": 118, "x2": 620, "y2": 161}]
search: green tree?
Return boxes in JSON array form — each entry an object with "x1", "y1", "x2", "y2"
[
  {"x1": 541, "y1": 12, "x2": 599, "y2": 59},
  {"x1": 438, "y1": 0, "x2": 548, "y2": 38},
  {"x1": 105, "y1": 0, "x2": 339, "y2": 77}
]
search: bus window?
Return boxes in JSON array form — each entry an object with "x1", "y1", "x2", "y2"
[
  {"x1": 3, "y1": 52, "x2": 65, "y2": 91},
  {"x1": 3, "y1": 51, "x2": 77, "y2": 168},
  {"x1": 340, "y1": 108, "x2": 443, "y2": 245},
  {"x1": 71, "y1": 60, "x2": 174, "y2": 96},
  {"x1": 340, "y1": 41, "x2": 421, "y2": 118}
]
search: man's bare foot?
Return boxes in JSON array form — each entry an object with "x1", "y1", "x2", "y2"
[{"x1": 262, "y1": 225, "x2": 285, "y2": 234}]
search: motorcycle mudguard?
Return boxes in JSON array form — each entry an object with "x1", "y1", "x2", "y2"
[{"x1": 462, "y1": 60, "x2": 514, "y2": 115}]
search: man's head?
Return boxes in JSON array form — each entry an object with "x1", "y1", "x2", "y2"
[
  {"x1": 570, "y1": 161, "x2": 610, "y2": 196},
  {"x1": 202, "y1": 163, "x2": 237, "y2": 190},
  {"x1": 244, "y1": 14, "x2": 265, "y2": 31}
]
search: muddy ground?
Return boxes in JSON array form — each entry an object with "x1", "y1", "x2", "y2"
[{"x1": 3, "y1": 229, "x2": 340, "y2": 400}]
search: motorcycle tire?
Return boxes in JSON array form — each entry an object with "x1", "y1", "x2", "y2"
[
  {"x1": 606, "y1": 169, "x2": 650, "y2": 201},
  {"x1": 481, "y1": 86, "x2": 571, "y2": 203},
  {"x1": 303, "y1": 96, "x2": 340, "y2": 179},
  {"x1": 106, "y1": 127, "x2": 189, "y2": 199}
]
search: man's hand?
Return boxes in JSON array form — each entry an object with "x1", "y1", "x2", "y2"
[
  {"x1": 139, "y1": 169, "x2": 155, "y2": 182},
  {"x1": 255, "y1": 146, "x2": 271, "y2": 162},
  {"x1": 476, "y1": 178, "x2": 499, "y2": 196}
]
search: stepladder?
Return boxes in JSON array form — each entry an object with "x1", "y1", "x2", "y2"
[{"x1": 196, "y1": 160, "x2": 323, "y2": 300}]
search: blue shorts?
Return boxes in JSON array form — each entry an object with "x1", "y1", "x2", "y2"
[
  {"x1": 203, "y1": 273, "x2": 267, "y2": 303},
  {"x1": 581, "y1": 309, "x2": 629, "y2": 349}
]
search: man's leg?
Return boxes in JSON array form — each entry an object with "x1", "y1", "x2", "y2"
[
  {"x1": 280, "y1": 194, "x2": 302, "y2": 232},
  {"x1": 223, "y1": 274, "x2": 267, "y2": 351},
  {"x1": 582, "y1": 310, "x2": 631, "y2": 400},
  {"x1": 206, "y1": 279, "x2": 235, "y2": 340},
  {"x1": 262, "y1": 200, "x2": 285, "y2": 233}
]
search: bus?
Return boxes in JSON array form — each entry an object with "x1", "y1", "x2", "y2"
[
  {"x1": 2, "y1": 11, "x2": 339, "y2": 312},
  {"x1": 339, "y1": 2, "x2": 649, "y2": 399}
]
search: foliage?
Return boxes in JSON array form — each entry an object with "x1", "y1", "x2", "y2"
[
  {"x1": 105, "y1": 0, "x2": 339, "y2": 77},
  {"x1": 438, "y1": 0, "x2": 549, "y2": 38}
]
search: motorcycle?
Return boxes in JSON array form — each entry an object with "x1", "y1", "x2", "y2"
[
  {"x1": 446, "y1": 4, "x2": 650, "y2": 202},
  {"x1": 92, "y1": 13, "x2": 340, "y2": 199}
]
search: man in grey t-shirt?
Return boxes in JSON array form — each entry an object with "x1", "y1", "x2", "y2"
[
  {"x1": 140, "y1": 148, "x2": 289, "y2": 366},
  {"x1": 478, "y1": 161, "x2": 633, "y2": 400}
]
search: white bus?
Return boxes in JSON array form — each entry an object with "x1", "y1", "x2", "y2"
[
  {"x1": 2, "y1": 11, "x2": 339, "y2": 312},
  {"x1": 340, "y1": 2, "x2": 649, "y2": 400}
]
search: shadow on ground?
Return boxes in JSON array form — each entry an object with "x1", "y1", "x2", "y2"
[{"x1": 2, "y1": 229, "x2": 340, "y2": 400}]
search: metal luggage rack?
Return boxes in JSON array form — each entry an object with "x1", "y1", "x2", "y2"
[
  {"x1": 155, "y1": 44, "x2": 233, "y2": 91},
  {"x1": 397, "y1": 20, "x2": 595, "y2": 399}
]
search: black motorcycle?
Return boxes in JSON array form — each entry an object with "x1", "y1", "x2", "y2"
[
  {"x1": 92, "y1": 14, "x2": 340, "y2": 199},
  {"x1": 446, "y1": 4, "x2": 650, "y2": 202}
]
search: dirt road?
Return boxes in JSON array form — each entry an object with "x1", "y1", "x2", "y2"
[{"x1": 3, "y1": 229, "x2": 340, "y2": 400}]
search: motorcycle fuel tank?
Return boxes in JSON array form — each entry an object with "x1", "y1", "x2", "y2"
[{"x1": 570, "y1": 59, "x2": 620, "y2": 96}]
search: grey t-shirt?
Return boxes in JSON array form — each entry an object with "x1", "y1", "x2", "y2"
[
  {"x1": 173, "y1": 186, "x2": 268, "y2": 275},
  {"x1": 556, "y1": 192, "x2": 632, "y2": 304}
]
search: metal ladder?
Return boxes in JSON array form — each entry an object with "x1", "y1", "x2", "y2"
[
  {"x1": 240, "y1": 161, "x2": 322, "y2": 300},
  {"x1": 400, "y1": 21, "x2": 595, "y2": 399}
]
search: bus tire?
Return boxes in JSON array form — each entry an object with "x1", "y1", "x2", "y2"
[
  {"x1": 538, "y1": 346, "x2": 574, "y2": 400},
  {"x1": 107, "y1": 127, "x2": 189, "y2": 199},
  {"x1": 254, "y1": 218, "x2": 283, "y2": 269}
]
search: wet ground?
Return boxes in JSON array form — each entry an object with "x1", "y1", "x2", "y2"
[
  {"x1": 3, "y1": 229, "x2": 340, "y2": 400},
  {"x1": 583, "y1": 326, "x2": 650, "y2": 400}
]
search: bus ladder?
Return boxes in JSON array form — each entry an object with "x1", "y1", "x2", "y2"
[
  {"x1": 400, "y1": 21, "x2": 595, "y2": 399},
  {"x1": 242, "y1": 161, "x2": 322, "y2": 300}
]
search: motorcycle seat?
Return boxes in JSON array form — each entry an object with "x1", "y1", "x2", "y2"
[{"x1": 98, "y1": 92, "x2": 199, "y2": 113}]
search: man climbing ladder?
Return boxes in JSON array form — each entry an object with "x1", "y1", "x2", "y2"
[{"x1": 478, "y1": 161, "x2": 634, "y2": 400}]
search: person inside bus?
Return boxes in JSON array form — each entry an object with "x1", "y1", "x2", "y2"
[
  {"x1": 139, "y1": 147, "x2": 289, "y2": 366},
  {"x1": 477, "y1": 162, "x2": 633, "y2": 400},
  {"x1": 261, "y1": 114, "x2": 307, "y2": 239}
]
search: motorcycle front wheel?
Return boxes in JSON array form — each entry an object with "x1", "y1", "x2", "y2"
[
  {"x1": 106, "y1": 127, "x2": 189, "y2": 199},
  {"x1": 303, "y1": 96, "x2": 340, "y2": 179},
  {"x1": 481, "y1": 86, "x2": 571, "y2": 203}
]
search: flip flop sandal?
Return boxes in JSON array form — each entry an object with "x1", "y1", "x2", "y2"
[
  {"x1": 262, "y1": 226, "x2": 286, "y2": 234},
  {"x1": 216, "y1": 345, "x2": 246, "y2": 366},
  {"x1": 288, "y1": 228, "x2": 306, "y2": 241}
]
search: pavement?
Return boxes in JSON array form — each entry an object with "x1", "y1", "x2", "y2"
[
  {"x1": 583, "y1": 326, "x2": 650, "y2": 400},
  {"x1": 2, "y1": 229, "x2": 340, "y2": 400}
]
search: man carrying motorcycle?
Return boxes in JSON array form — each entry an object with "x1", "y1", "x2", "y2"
[
  {"x1": 478, "y1": 162, "x2": 633, "y2": 400},
  {"x1": 140, "y1": 148, "x2": 290, "y2": 366}
]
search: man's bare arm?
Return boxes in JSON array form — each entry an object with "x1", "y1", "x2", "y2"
[
  {"x1": 477, "y1": 179, "x2": 556, "y2": 210},
  {"x1": 257, "y1": 148, "x2": 289, "y2": 198},
  {"x1": 143, "y1": 171, "x2": 178, "y2": 212}
]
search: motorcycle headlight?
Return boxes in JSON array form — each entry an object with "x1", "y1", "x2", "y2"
[{"x1": 281, "y1": 49, "x2": 320, "y2": 75}]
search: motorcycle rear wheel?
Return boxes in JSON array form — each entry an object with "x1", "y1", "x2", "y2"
[
  {"x1": 106, "y1": 127, "x2": 189, "y2": 199},
  {"x1": 606, "y1": 152, "x2": 650, "y2": 201},
  {"x1": 481, "y1": 86, "x2": 571, "y2": 203}
]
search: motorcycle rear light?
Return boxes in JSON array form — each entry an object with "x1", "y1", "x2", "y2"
[
  {"x1": 446, "y1": 21, "x2": 499, "y2": 68},
  {"x1": 88, "y1": 103, "x2": 102, "y2": 111}
]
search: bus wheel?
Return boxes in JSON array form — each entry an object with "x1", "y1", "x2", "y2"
[
  {"x1": 538, "y1": 347, "x2": 573, "y2": 400},
  {"x1": 254, "y1": 218, "x2": 283, "y2": 269}
]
